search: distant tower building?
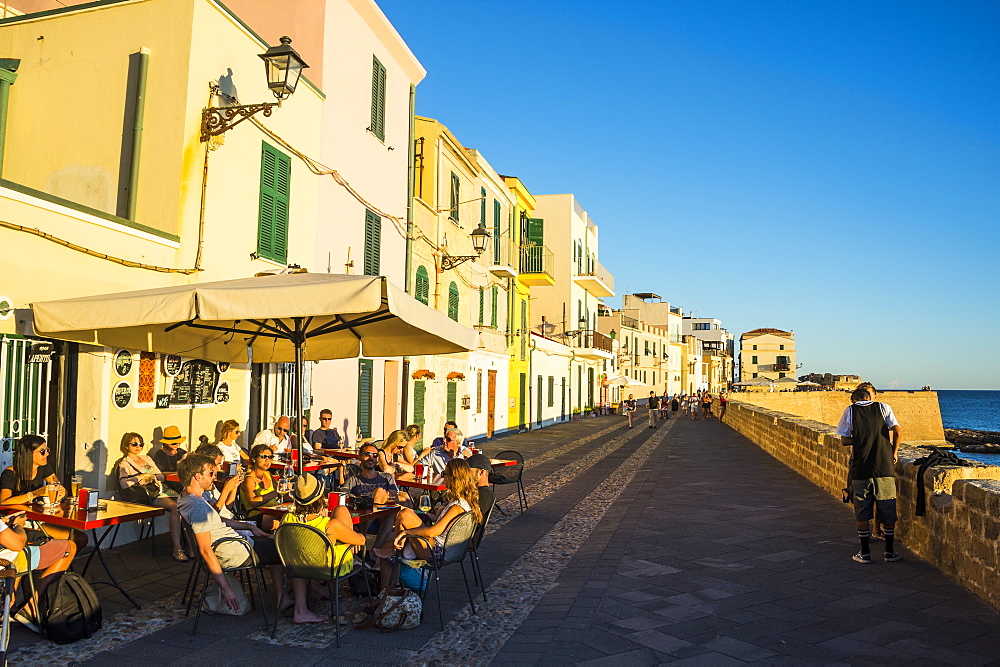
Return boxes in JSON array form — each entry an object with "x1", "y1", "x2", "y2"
[{"x1": 739, "y1": 328, "x2": 796, "y2": 383}]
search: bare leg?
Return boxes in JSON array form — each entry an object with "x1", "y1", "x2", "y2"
[
  {"x1": 154, "y1": 496, "x2": 184, "y2": 552},
  {"x1": 291, "y1": 578, "x2": 325, "y2": 623}
]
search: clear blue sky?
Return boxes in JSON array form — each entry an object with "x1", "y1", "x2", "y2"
[{"x1": 378, "y1": 0, "x2": 1000, "y2": 390}]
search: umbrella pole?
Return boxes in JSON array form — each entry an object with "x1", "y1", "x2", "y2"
[{"x1": 294, "y1": 319, "x2": 305, "y2": 476}]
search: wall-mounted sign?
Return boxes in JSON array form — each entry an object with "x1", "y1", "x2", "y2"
[
  {"x1": 26, "y1": 342, "x2": 55, "y2": 364},
  {"x1": 113, "y1": 381, "x2": 132, "y2": 409},
  {"x1": 163, "y1": 355, "x2": 182, "y2": 377},
  {"x1": 155, "y1": 394, "x2": 171, "y2": 409},
  {"x1": 215, "y1": 381, "x2": 230, "y2": 403},
  {"x1": 113, "y1": 349, "x2": 133, "y2": 376},
  {"x1": 217, "y1": 361, "x2": 231, "y2": 374}
]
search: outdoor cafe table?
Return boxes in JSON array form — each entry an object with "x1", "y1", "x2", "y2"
[
  {"x1": 0, "y1": 499, "x2": 165, "y2": 609},
  {"x1": 164, "y1": 458, "x2": 340, "y2": 483}
]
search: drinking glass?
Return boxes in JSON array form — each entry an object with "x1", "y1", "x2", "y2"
[
  {"x1": 46, "y1": 482, "x2": 58, "y2": 506},
  {"x1": 70, "y1": 475, "x2": 83, "y2": 505},
  {"x1": 418, "y1": 491, "x2": 432, "y2": 513}
]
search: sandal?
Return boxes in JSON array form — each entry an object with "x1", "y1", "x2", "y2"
[{"x1": 173, "y1": 549, "x2": 190, "y2": 562}]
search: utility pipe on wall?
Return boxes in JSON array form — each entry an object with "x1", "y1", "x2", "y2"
[{"x1": 125, "y1": 48, "x2": 150, "y2": 220}]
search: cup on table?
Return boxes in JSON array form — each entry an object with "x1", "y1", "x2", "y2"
[
  {"x1": 413, "y1": 463, "x2": 424, "y2": 479},
  {"x1": 45, "y1": 482, "x2": 58, "y2": 506},
  {"x1": 70, "y1": 475, "x2": 83, "y2": 505},
  {"x1": 328, "y1": 492, "x2": 347, "y2": 511}
]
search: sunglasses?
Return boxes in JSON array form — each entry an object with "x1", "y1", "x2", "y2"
[
  {"x1": 275, "y1": 428, "x2": 287, "y2": 433},
  {"x1": 320, "y1": 417, "x2": 332, "y2": 421},
  {"x1": 360, "y1": 452, "x2": 378, "y2": 458},
  {"x1": 199, "y1": 470, "x2": 217, "y2": 478},
  {"x1": 37, "y1": 448, "x2": 50, "y2": 455},
  {"x1": 257, "y1": 454, "x2": 274, "y2": 460},
  {"x1": 129, "y1": 441, "x2": 143, "y2": 447}
]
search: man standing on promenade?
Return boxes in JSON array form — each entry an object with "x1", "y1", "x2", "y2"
[
  {"x1": 836, "y1": 385, "x2": 903, "y2": 563},
  {"x1": 647, "y1": 391, "x2": 659, "y2": 428}
]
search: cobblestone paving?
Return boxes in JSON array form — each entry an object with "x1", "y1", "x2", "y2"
[{"x1": 8, "y1": 415, "x2": 1000, "y2": 665}]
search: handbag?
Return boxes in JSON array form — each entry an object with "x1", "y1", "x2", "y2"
[
  {"x1": 202, "y1": 573, "x2": 250, "y2": 616},
  {"x1": 358, "y1": 556, "x2": 421, "y2": 632},
  {"x1": 121, "y1": 481, "x2": 160, "y2": 505}
]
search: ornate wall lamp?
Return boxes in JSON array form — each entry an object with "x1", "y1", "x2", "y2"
[
  {"x1": 200, "y1": 36, "x2": 308, "y2": 143},
  {"x1": 439, "y1": 226, "x2": 491, "y2": 270}
]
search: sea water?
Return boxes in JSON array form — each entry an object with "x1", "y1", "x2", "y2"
[{"x1": 936, "y1": 390, "x2": 1000, "y2": 466}]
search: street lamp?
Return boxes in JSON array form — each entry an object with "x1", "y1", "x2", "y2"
[
  {"x1": 440, "y1": 225, "x2": 491, "y2": 270},
  {"x1": 201, "y1": 36, "x2": 309, "y2": 143}
]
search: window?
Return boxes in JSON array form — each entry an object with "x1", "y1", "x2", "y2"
[
  {"x1": 446, "y1": 382, "x2": 457, "y2": 422},
  {"x1": 520, "y1": 300, "x2": 528, "y2": 361},
  {"x1": 752, "y1": 344, "x2": 757, "y2": 350},
  {"x1": 357, "y1": 359, "x2": 373, "y2": 438},
  {"x1": 258, "y1": 142, "x2": 290, "y2": 263},
  {"x1": 752, "y1": 373, "x2": 758, "y2": 378},
  {"x1": 448, "y1": 282, "x2": 459, "y2": 321},
  {"x1": 414, "y1": 266, "x2": 429, "y2": 305},
  {"x1": 480, "y1": 187, "x2": 486, "y2": 226},
  {"x1": 693, "y1": 322, "x2": 711, "y2": 330},
  {"x1": 478, "y1": 288, "x2": 484, "y2": 325},
  {"x1": 752, "y1": 355, "x2": 758, "y2": 364},
  {"x1": 490, "y1": 286, "x2": 499, "y2": 328},
  {"x1": 370, "y1": 55, "x2": 386, "y2": 141},
  {"x1": 493, "y1": 200, "x2": 501, "y2": 263},
  {"x1": 363, "y1": 209, "x2": 381, "y2": 276},
  {"x1": 547, "y1": 376, "x2": 555, "y2": 407},
  {"x1": 644, "y1": 341, "x2": 649, "y2": 355},
  {"x1": 476, "y1": 369, "x2": 483, "y2": 412},
  {"x1": 779, "y1": 345, "x2": 785, "y2": 350},
  {"x1": 449, "y1": 172, "x2": 460, "y2": 222}
]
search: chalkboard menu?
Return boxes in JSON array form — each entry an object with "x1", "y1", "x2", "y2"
[{"x1": 168, "y1": 360, "x2": 219, "y2": 405}]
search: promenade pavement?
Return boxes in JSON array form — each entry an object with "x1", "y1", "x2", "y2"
[{"x1": 6, "y1": 414, "x2": 1000, "y2": 665}]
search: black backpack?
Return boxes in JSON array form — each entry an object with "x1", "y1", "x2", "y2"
[{"x1": 38, "y1": 571, "x2": 103, "y2": 643}]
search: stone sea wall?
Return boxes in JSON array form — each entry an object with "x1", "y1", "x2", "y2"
[{"x1": 725, "y1": 398, "x2": 1000, "y2": 611}]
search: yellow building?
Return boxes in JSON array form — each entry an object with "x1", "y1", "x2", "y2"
[
  {"x1": 0, "y1": 0, "x2": 325, "y2": 491},
  {"x1": 739, "y1": 328, "x2": 797, "y2": 381}
]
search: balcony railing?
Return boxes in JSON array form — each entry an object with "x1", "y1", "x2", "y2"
[
  {"x1": 772, "y1": 363, "x2": 790, "y2": 371},
  {"x1": 519, "y1": 244, "x2": 553, "y2": 275},
  {"x1": 488, "y1": 236, "x2": 518, "y2": 278},
  {"x1": 621, "y1": 315, "x2": 639, "y2": 329},
  {"x1": 573, "y1": 329, "x2": 613, "y2": 354},
  {"x1": 572, "y1": 258, "x2": 615, "y2": 296}
]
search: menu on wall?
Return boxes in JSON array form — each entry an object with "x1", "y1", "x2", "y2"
[
  {"x1": 113, "y1": 381, "x2": 132, "y2": 409},
  {"x1": 114, "y1": 350, "x2": 133, "y2": 377},
  {"x1": 168, "y1": 360, "x2": 219, "y2": 405}
]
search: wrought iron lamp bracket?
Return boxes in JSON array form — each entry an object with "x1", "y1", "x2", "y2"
[
  {"x1": 439, "y1": 253, "x2": 480, "y2": 271},
  {"x1": 201, "y1": 102, "x2": 278, "y2": 142}
]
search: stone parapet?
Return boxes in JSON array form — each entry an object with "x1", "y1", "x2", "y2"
[{"x1": 726, "y1": 399, "x2": 1000, "y2": 611}]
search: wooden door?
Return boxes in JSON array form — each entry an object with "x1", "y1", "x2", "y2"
[{"x1": 486, "y1": 370, "x2": 496, "y2": 438}]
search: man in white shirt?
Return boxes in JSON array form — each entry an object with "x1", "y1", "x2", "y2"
[
  {"x1": 252, "y1": 416, "x2": 291, "y2": 454},
  {"x1": 419, "y1": 428, "x2": 472, "y2": 475}
]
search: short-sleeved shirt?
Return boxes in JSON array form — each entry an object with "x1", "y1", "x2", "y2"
[
  {"x1": 425, "y1": 447, "x2": 472, "y2": 475},
  {"x1": 0, "y1": 464, "x2": 54, "y2": 496},
  {"x1": 835, "y1": 401, "x2": 899, "y2": 437},
  {"x1": 477, "y1": 486, "x2": 495, "y2": 520},
  {"x1": 217, "y1": 442, "x2": 245, "y2": 464},
  {"x1": 252, "y1": 429, "x2": 290, "y2": 454},
  {"x1": 310, "y1": 427, "x2": 342, "y2": 448},
  {"x1": 152, "y1": 447, "x2": 186, "y2": 473},
  {"x1": 342, "y1": 471, "x2": 398, "y2": 498},
  {"x1": 177, "y1": 493, "x2": 246, "y2": 568}
]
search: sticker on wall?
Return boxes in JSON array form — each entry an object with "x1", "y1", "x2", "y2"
[
  {"x1": 113, "y1": 349, "x2": 133, "y2": 377},
  {"x1": 163, "y1": 355, "x2": 182, "y2": 377},
  {"x1": 215, "y1": 381, "x2": 230, "y2": 403},
  {"x1": 113, "y1": 381, "x2": 133, "y2": 409},
  {"x1": 217, "y1": 361, "x2": 231, "y2": 374},
  {"x1": 0, "y1": 296, "x2": 12, "y2": 321}
]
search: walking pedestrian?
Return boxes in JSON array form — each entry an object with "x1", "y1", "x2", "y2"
[
  {"x1": 718, "y1": 391, "x2": 728, "y2": 422},
  {"x1": 623, "y1": 394, "x2": 637, "y2": 427},
  {"x1": 647, "y1": 391, "x2": 659, "y2": 428},
  {"x1": 836, "y1": 385, "x2": 902, "y2": 563},
  {"x1": 671, "y1": 395, "x2": 680, "y2": 417},
  {"x1": 701, "y1": 393, "x2": 713, "y2": 420},
  {"x1": 688, "y1": 394, "x2": 699, "y2": 421}
]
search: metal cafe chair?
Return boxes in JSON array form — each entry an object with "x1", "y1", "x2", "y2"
[
  {"x1": 490, "y1": 450, "x2": 527, "y2": 514},
  {"x1": 402, "y1": 511, "x2": 478, "y2": 628}
]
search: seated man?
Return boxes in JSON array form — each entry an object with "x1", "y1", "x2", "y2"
[
  {"x1": 176, "y1": 454, "x2": 284, "y2": 613},
  {"x1": 252, "y1": 416, "x2": 291, "y2": 455},
  {"x1": 465, "y1": 454, "x2": 495, "y2": 519},
  {"x1": 429, "y1": 421, "x2": 459, "y2": 449},
  {"x1": 419, "y1": 428, "x2": 472, "y2": 475},
  {"x1": 341, "y1": 444, "x2": 407, "y2": 505},
  {"x1": 309, "y1": 409, "x2": 342, "y2": 449}
]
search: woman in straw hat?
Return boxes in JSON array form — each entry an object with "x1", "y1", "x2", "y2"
[{"x1": 278, "y1": 473, "x2": 365, "y2": 624}]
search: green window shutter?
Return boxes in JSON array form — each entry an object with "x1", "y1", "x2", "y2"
[
  {"x1": 490, "y1": 286, "x2": 498, "y2": 328},
  {"x1": 258, "y1": 142, "x2": 290, "y2": 263},
  {"x1": 357, "y1": 359, "x2": 374, "y2": 438},
  {"x1": 449, "y1": 173, "x2": 460, "y2": 222},
  {"x1": 480, "y1": 187, "x2": 486, "y2": 226},
  {"x1": 364, "y1": 209, "x2": 381, "y2": 276},
  {"x1": 526, "y1": 217, "x2": 544, "y2": 246},
  {"x1": 413, "y1": 380, "x2": 426, "y2": 444},
  {"x1": 492, "y1": 200, "x2": 501, "y2": 263},
  {"x1": 446, "y1": 383, "x2": 457, "y2": 422},
  {"x1": 478, "y1": 288, "x2": 484, "y2": 326},
  {"x1": 447, "y1": 281, "x2": 459, "y2": 321},
  {"x1": 414, "y1": 266, "x2": 429, "y2": 305},
  {"x1": 520, "y1": 299, "x2": 527, "y2": 360},
  {"x1": 371, "y1": 55, "x2": 386, "y2": 141}
]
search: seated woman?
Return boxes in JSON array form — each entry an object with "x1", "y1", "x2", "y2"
[
  {"x1": 377, "y1": 429, "x2": 417, "y2": 474},
  {"x1": 195, "y1": 443, "x2": 243, "y2": 519},
  {"x1": 241, "y1": 444, "x2": 280, "y2": 530},
  {"x1": 0, "y1": 508, "x2": 76, "y2": 630},
  {"x1": 117, "y1": 432, "x2": 187, "y2": 562},
  {"x1": 278, "y1": 473, "x2": 366, "y2": 624},
  {"x1": 0, "y1": 435, "x2": 88, "y2": 554},
  {"x1": 375, "y1": 459, "x2": 482, "y2": 584},
  {"x1": 216, "y1": 419, "x2": 249, "y2": 464},
  {"x1": 403, "y1": 424, "x2": 423, "y2": 456}
]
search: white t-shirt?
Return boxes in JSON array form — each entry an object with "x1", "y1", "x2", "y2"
[
  {"x1": 252, "y1": 428, "x2": 290, "y2": 454},
  {"x1": 218, "y1": 442, "x2": 245, "y2": 463},
  {"x1": 835, "y1": 401, "x2": 899, "y2": 437}
]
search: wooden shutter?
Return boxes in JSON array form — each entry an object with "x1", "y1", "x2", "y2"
[
  {"x1": 480, "y1": 187, "x2": 486, "y2": 226},
  {"x1": 357, "y1": 359, "x2": 373, "y2": 438},
  {"x1": 490, "y1": 286, "x2": 498, "y2": 328},
  {"x1": 371, "y1": 56, "x2": 386, "y2": 141},
  {"x1": 258, "y1": 142, "x2": 290, "y2": 263},
  {"x1": 492, "y1": 199, "x2": 501, "y2": 263},
  {"x1": 526, "y1": 217, "x2": 544, "y2": 246},
  {"x1": 415, "y1": 266, "x2": 429, "y2": 305},
  {"x1": 448, "y1": 281, "x2": 459, "y2": 321},
  {"x1": 449, "y1": 173, "x2": 460, "y2": 222},
  {"x1": 446, "y1": 382, "x2": 457, "y2": 422},
  {"x1": 478, "y1": 288, "x2": 484, "y2": 326},
  {"x1": 364, "y1": 209, "x2": 381, "y2": 276},
  {"x1": 412, "y1": 380, "x2": 426, "y2": 433}
]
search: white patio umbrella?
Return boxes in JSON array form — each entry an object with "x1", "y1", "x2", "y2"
[{"x1": 31, "y1": 272, "x2": 477, "y2": 470}]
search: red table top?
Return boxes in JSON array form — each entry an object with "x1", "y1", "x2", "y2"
[
  {"x1": 394, "y1": 473, "x2": 448, "y2": 491},
  {"x1": 0, "y1": 499, "x2": 165, "y2": 531},
  {"x1": 260, "y1": 503, "x2": 399, "y2": 525}
]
